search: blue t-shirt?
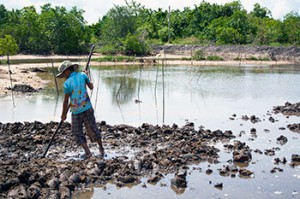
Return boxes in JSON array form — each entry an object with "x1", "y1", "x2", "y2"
[{"x1": 64, "y1": 72, "x2": 92, "y2": 114}]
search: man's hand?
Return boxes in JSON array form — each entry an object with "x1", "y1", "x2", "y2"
[{"x1": 61, "y1": 94, "x2": 69, "y2": 121}]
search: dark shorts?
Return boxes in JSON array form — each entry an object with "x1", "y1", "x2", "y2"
[{"x1": 71, "y1": 108, "x2": 101, "y2": 145}]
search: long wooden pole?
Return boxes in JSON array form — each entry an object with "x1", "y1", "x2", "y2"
[
  {"x1": 42, "y1": 120, "x2": 63, "y2": 158},
  {"x1": 51, "y1": 60, "x2": 59, "y2": 96},
  {"x1": 7, "y1": 54, "x2": 15, "y2": 108},
  {"x1": 162, "y1": 50, "x2": 165, "y2": 124}
]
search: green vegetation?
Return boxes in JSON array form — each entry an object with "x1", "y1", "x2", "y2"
[
  {"x1": 0, "y1": 34, "x2": 18, "y2": 56},
  {"x1": 192, "y1": 50, "x2": 206, "y2": 60},
  {"x1": 93, "y1": 56, "x2": 135, "y2": 62},
  {"x1": 207, "y1": 55, "x2": 224, "y2": 61},
  {"x1": 0, "y1": 34, "x2": 19, "y2": 65},
  {"x1": 0, "y1": 1, "x2": 299, "y2": 56},
  {"x1": 245, "y1": 56, "x2": 270, "y2": 61},
  {"x1": 192, "y1": 50, "x2": 224, "y2": 61}
]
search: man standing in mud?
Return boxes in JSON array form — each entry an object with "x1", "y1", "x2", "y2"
[{"x1": 57, "y1": 60, "x2": 104, "y2": 159}]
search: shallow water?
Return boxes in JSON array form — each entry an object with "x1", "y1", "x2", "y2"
[
  {"x1": 1, "y1": 64, "x2": 300, "y2": 127},
  {"x1": 1, "y1": 64, "x2": 300, "y2": 198}
]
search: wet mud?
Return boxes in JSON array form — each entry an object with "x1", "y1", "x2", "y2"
[
  {"x1": 0, "y1": 102, "x2": 299, "y2": 198},
  {"x1": 6, "y1": 84, "x2": 40, "y2": 93},
  {"x1": 273, "y1": 101, "x2": 300, "y2": 133}
]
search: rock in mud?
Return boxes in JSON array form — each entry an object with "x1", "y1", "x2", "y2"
[
  {"x1": 276, "y1": 135, "x2": 288, "y2": 145},
  {"x1": 270, "y1": 167, "x2": 283, "y2": 173},
  {"x1": 171, "y1": 169, "x2": 187, "y2": 188},
  {"x1": 27, "y1": 182, "x2": 42, "y2": 199},
  {"x1": 233, "y1": 150, "x2": 252, "y2": 163},
  {"x1": 274, "y1": 157, "x2": 287, "y2": 164},
  {"x1": 30, "y1": 68, "x2": 48, "y2": 73},
  {"x1": 250, "y1": 115, "x2": 261, "y2": 123},
  {"x1": 214, "y1": 183, "x2": 223, "y2": 190},
  {"x1": 47, "y1": 178, "x2": 60, "y2": 190},
  {"x1": 6, "y1": 84, "x2": 38, "y2": 92},
  {"x1": 291, "y1": 154, "x2": 300, "y2": 166},
  {"x1": 7, "y1": 185, "x2": 27, "y2": 199},
  {"x1": 232, "y1": 141, "x2": 252, "y2": 164},
  {"x1": 147, "y1": 173, "x2": 163, "y2": 185},
  {"x1": 273, "y1": 102, "x2": 300, "y2": 116},
  {"x1": 59, "y1": 186, "x2": 70, "y2": 199},
  {"x1": 264, "y1": 148, "x2": 276, "y2": 156},
  {"x1": 287, "y1": 123, "x2": 300, "y2": 133},
  {"x1": 17, "y1": 169, "x2": 31, "y2": 184},
  {"x1": 239, "y1": 168, "x2": 254, "y2": 178}
]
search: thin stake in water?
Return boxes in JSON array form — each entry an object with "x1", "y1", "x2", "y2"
[
  {"x1": 7, "y1": 53, "x2": 15, "y2": 108},
  {"x1": 51, "y1": 60, "x2": 59, "y2": 96}
]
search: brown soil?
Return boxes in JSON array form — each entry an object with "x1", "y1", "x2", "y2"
[{"x1": 0, "y1": 63, "x2": 51, "y2": 96}]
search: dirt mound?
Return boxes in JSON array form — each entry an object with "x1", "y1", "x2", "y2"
[
  {"x1": 152, "y1": 45, "x2": 300, "y2": 62},
  {"x1": 273, "y1": 101, "x2": 300, "y2": 116},
  {"x1": 6, "y1": 84, "x2": 39, "y2": 92}
]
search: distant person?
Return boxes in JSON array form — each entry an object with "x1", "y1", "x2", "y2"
[{"x1": 57, "y1": 60, "x2": 104, "y2": 159}]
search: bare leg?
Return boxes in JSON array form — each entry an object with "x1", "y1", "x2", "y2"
[
  {"x1": 81, "y1": 142, "x2": 92, "y2": 158},
  {"x1": 97, "y1": 139, "x2": 104, "y2": 156}
]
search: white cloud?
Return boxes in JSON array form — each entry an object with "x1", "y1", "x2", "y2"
[{"x1": 0, "y1": 0, "x2": 299, "y2": 24}]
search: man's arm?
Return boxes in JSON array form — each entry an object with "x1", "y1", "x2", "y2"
[
  {"x1": 84, "y1": 70, "x2": 94, "y2": 90},
  {"x1": 87, "y1": 82, "x2": 94, "y2": 90},
  {"x1": 61, "y1": 93, "x2": 69, "y2": 121}
]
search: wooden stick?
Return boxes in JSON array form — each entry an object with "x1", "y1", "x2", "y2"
[
  {"x1": 42, "y1": 120, "x2": 63, "y2": 158},
  {"x1": 51, "y1": 60, "x2": 59, "y2": 96},
  {"x1": 7, "y1": 54, "x2": 15, "y2": 108},
  {"x1": 162, "y1": 50, "x2": 165, "y2": 124}
]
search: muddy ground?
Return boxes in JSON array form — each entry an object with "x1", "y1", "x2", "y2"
[
  {"x1": 0, "y1": 64, "x2": 50, "y2": 96},
  {"x1": 0, "y1": 101, "x2": 299, "y2": 198}
]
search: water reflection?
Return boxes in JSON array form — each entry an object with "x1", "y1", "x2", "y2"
[
  {"x1": 103, "y1": 76, "x2": 143, "y2": 105},
  {"x1": 1, "y1": 64, "x2": 300, "y2": 128}
]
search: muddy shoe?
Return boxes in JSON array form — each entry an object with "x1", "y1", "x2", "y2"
[
  {"x1": 80, "y1": 153, "x2": 92, "y2": 160},
  {"x1": 99, "y1": 152, "x2": 107, "y2": 158},
  {"x1": 95, "y1": 153, "x2": 105, "y2": 159},
  {"x1": 99, "y1": 148, "x2": 105, "y2": 158}
]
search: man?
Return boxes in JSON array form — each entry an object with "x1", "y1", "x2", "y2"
[{"x1": 57, "y1": 60, "x2": 104, "y2": 159}]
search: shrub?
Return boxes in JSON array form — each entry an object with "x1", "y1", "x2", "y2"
[
  {"x1": 207, "y1": 55, "x2": 224, "y2": 61},
  {"x1": 93, "y1": 56, "x2": 134, "y2": 62},
  {"x1": 246, "y1": 56, "x2": 270, "y2": 61},
  {"x1": 123, "y1": 33, "x2": 150, "y2": 56},
  {"x1": 192, "y1": 49, "x2": 206, "y2": 60},
  {"x1": 173, "y1": 36, "x2": 201, "y2": 45},
  {"x1": 99, "y1": 45, "x2": 119, "y2": 55}
]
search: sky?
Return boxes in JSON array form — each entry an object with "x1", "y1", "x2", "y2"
[{"x1": 1, "y1": 0, "x2": 299, "y2": 24}]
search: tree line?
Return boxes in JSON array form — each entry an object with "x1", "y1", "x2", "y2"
[{"x1": 0, "y1": 1, "x2": 299, "y2": 56}]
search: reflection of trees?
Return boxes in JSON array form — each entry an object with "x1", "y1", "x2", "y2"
[
  {"x1": 101, "y1": 65, "x2": 153, "y2": 105},
  {"x1": 102, "y1": 76, "x2": 139, "y2": 104}
]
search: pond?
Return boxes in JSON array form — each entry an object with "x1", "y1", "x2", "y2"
[
  {"x1": 1, "y1": 64, "x2": 300, "y2": 128},
  {"x1": 1, "y1": 63, "x2": 300, "y2": 198}
]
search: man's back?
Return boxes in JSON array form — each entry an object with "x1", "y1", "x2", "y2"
[{"x1": 64, "y1": 72, "x2": 92, "y2": 114}]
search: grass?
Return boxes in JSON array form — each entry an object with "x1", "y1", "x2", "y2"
[
  {"x1": 93, "y1": 55, "x2": 135, "y2": 62},
  {"x1": 246, "y1": 56, "x2": 270, "y2": 61},
  {"x1": 207, "y1": 55, "x2": 224, "y2": 61},
  {"x1": 191, "y1": 49, "x2": 224, "y2": 61}
]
